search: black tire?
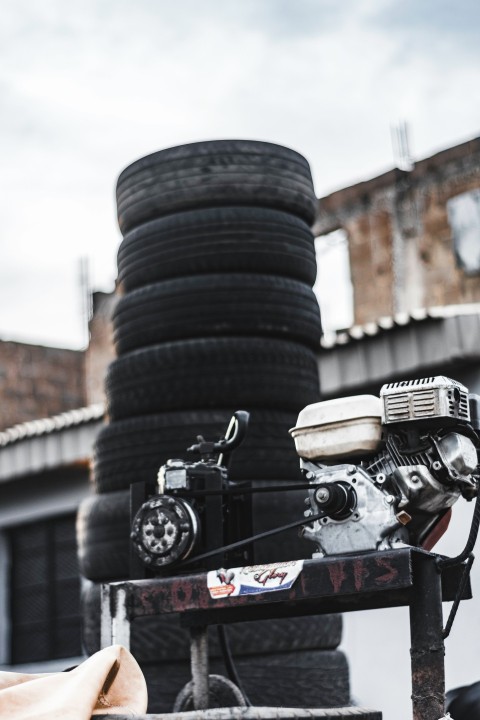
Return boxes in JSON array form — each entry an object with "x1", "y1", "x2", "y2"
[
  {"x1": 82, "y1": 582, "x2": 342, "y2": 661},
  {"x1": 113, "y1": 275, "x2": 321, "y2": 353},
  {"x1": 105, "y1": 338, "x2": 320, "y2": 421},
  {"x1": 446, "y1": 680, "x2": 480, "y2": 719},
  {"x1": 116, "y1": 140, "x2": 317, "y2": 233},
  {"x1": 117, "y1": 206, "x2": 317, "y2": 292},
  {"x1": 93, "y1": 409, "x2": 302, "y2": 493},
  {"x1": 212, "y1": 649, "x2": 350, "y2": 709},
  {"x1": 77, "y1": 492, "x2": 130, "y2": 581},
  {"x1": 141, "y1": 649, "x2": 349, "y2": 712}
]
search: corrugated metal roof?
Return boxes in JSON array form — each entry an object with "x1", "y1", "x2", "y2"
[
  {"x1": 1, "y1": 304, "x2": 478, "y2": 477},
  {"x1": 318, "y1": 305, "x2": 480, "y2": 398},
  {"x1": 0, "y1": 403, "x2": 104, "y2": 448},
  {"x1": 320, "y1": 304, "x2": 480, "y2": 348},
  {"x1": 0, "y1": 404, "x2": 105, "y2": 482}
]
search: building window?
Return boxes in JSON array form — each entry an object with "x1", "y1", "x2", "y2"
[
  {"x1": 8, "y1": 514, "x2": 82, "y2": 664},
  {"x1": 313, "y1": 229, "x2": 354, "y2": 334},
  {"x1": 446, "y1": 189, "x2": 480, "y2": 275}
]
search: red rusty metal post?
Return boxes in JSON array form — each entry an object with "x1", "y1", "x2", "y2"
[{"x1": 409, "y1": 554, "x2": 445, "y2": 720}]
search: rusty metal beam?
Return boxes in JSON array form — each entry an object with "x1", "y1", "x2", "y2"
[{"x1": 114, "y1": 550, "x2": 415, "y2": 625}]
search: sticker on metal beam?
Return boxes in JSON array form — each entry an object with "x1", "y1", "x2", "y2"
[{"x1": 207, "y1": 560, "x2": 304, "y2": 599}]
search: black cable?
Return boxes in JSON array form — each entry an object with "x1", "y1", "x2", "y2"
[
  {"x1": 217, "y1": 625, "x2": 252, "y2": 706},
  {"x1": 178, "y1": 511, "x2": 325, "y2": 568},
  {"x1": 174, "y1": 482, "x2": 314, "y2": 498},
  {"x1": 442, "y1": 554, "x2": 475, "y2": 639},
  {"x1": 436, "y1": 488, "x2": 480, "y2": 637},
  {"x1": 438, "y1": 489, "x2": 480, "y2": 569}
]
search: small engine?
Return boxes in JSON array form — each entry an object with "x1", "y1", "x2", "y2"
[
  {"x1": 291, "y1": 376, "x2": 480, "y2": 556},
  {"x1": 130, "y1": 411, "x2": 253, "y2": 572},
  {"x1": 130, "y1": 376, "x2": 480, "y2": 571}
]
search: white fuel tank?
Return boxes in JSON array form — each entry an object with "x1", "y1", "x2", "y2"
[{"x1": 289, "y1": 395, "x2": 383, "y2": 461}]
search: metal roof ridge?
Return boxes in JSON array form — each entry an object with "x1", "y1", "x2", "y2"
[
  {"x1": 320, "y1": 305, "x2": 480, "y2": 349},
  {"x1": 427, "y1": 303, "x2": 480, "y2": 318},
  {"x1": 0, "y1": 403, "x2": 105, "y2": 448}
]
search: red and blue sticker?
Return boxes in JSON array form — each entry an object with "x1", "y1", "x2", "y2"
[{"x1": 207, "y1": 560, "x2": 304, "y2": 599}]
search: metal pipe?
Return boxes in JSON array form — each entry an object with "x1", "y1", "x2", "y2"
[
  {"x1": 409, "y1": 556, "x2": 445, "y2": 720},
  {"x1": 190, "y1": 626, "x2": 210, "y2": 710}
]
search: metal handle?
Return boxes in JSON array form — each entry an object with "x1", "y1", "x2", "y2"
[{"x1": 216, "y1": 410, "x2": 250, "y2": 464}]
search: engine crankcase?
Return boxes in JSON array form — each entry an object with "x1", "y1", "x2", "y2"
[{"x1": 302, "y1": 464, "x2": 407, "y2": 556}]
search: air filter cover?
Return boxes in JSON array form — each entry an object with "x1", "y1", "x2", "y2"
[{"x1": 380, "y1": 376, "x2": 470, "y2": 426}]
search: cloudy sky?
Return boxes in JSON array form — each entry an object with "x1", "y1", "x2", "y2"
[{"x1": 1, "y1": 0, "x2": 479, "y2": 348}]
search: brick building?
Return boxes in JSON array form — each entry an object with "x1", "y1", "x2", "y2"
[
  {"x1": 0, "y1": 341, "x2": 86, "y2": 432},
  {"x1": 314, "y1": 136, "x2": 480, "y2": 326}
]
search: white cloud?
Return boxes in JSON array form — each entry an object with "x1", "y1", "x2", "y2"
[{"x1": 0, "y1": 0, "x2": 479, "y2": 347}]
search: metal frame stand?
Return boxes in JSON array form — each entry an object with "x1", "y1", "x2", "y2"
[
  {"x1": 102, "y1": 548, "x2": 470, "y2": 720},
  {"x1": 409, "y1": 555, "x2": 445, "y2": 720},
  {"x1": 190, "y1": 626, "x2": 210, "y2": 711}
]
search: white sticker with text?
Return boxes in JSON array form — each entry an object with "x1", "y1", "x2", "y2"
[{"x1": 207, "y1": 560, "x2": 304, "y2": 599}]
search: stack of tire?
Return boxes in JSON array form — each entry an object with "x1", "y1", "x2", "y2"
[{"x1": 77, "y1": 141, "x2": 349, "y2": 712}]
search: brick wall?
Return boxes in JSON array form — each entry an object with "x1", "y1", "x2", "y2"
[
  {"x1": 0, "y1": 341, "x2": 86, "y2": 431},
  {"x1": 346, "y1": 210, "x2": 394, "y2": 324},
  {"x1": 314, "y1": 137, "x2": 480, "y2": 324}
]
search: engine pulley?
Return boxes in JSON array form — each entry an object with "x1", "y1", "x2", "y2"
[
  {"x1": 131, "y1": 495, "x2": 199, "y2": 568},
  {"x1": 314, "y1": 482, "x2": 356, "y2": 519}
]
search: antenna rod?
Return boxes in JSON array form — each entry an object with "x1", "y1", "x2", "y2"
[{"x1": 79, "y1": 257, "x2": 92, "y2": 348}]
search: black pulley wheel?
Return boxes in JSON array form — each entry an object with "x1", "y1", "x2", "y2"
[
  {"x1": 116, "y1": 206, "x2": 317, "y2": 291},
  {"x1": 105, "y1": 337, "x2": 320, "y2": 421},
  {"x1": 116, "y1": 140, "x2": 317, "y2": 232},
  {"x1": 112, "y1": 274, "x2": 322, "y2": 353},
  {"x1": 131, "y1": 495, "x2": 199, "y2": 569}
]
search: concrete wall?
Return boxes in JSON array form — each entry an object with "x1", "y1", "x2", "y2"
[
  {"x1": 85, "y1": 291, "x2": 117, "y2": 405},
  {"x1": 0, "y1": 341, "x2": 86, "y2": 431},
  {"x1": 314, "y1": 136, "x2": 480, "y2": 325}
]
